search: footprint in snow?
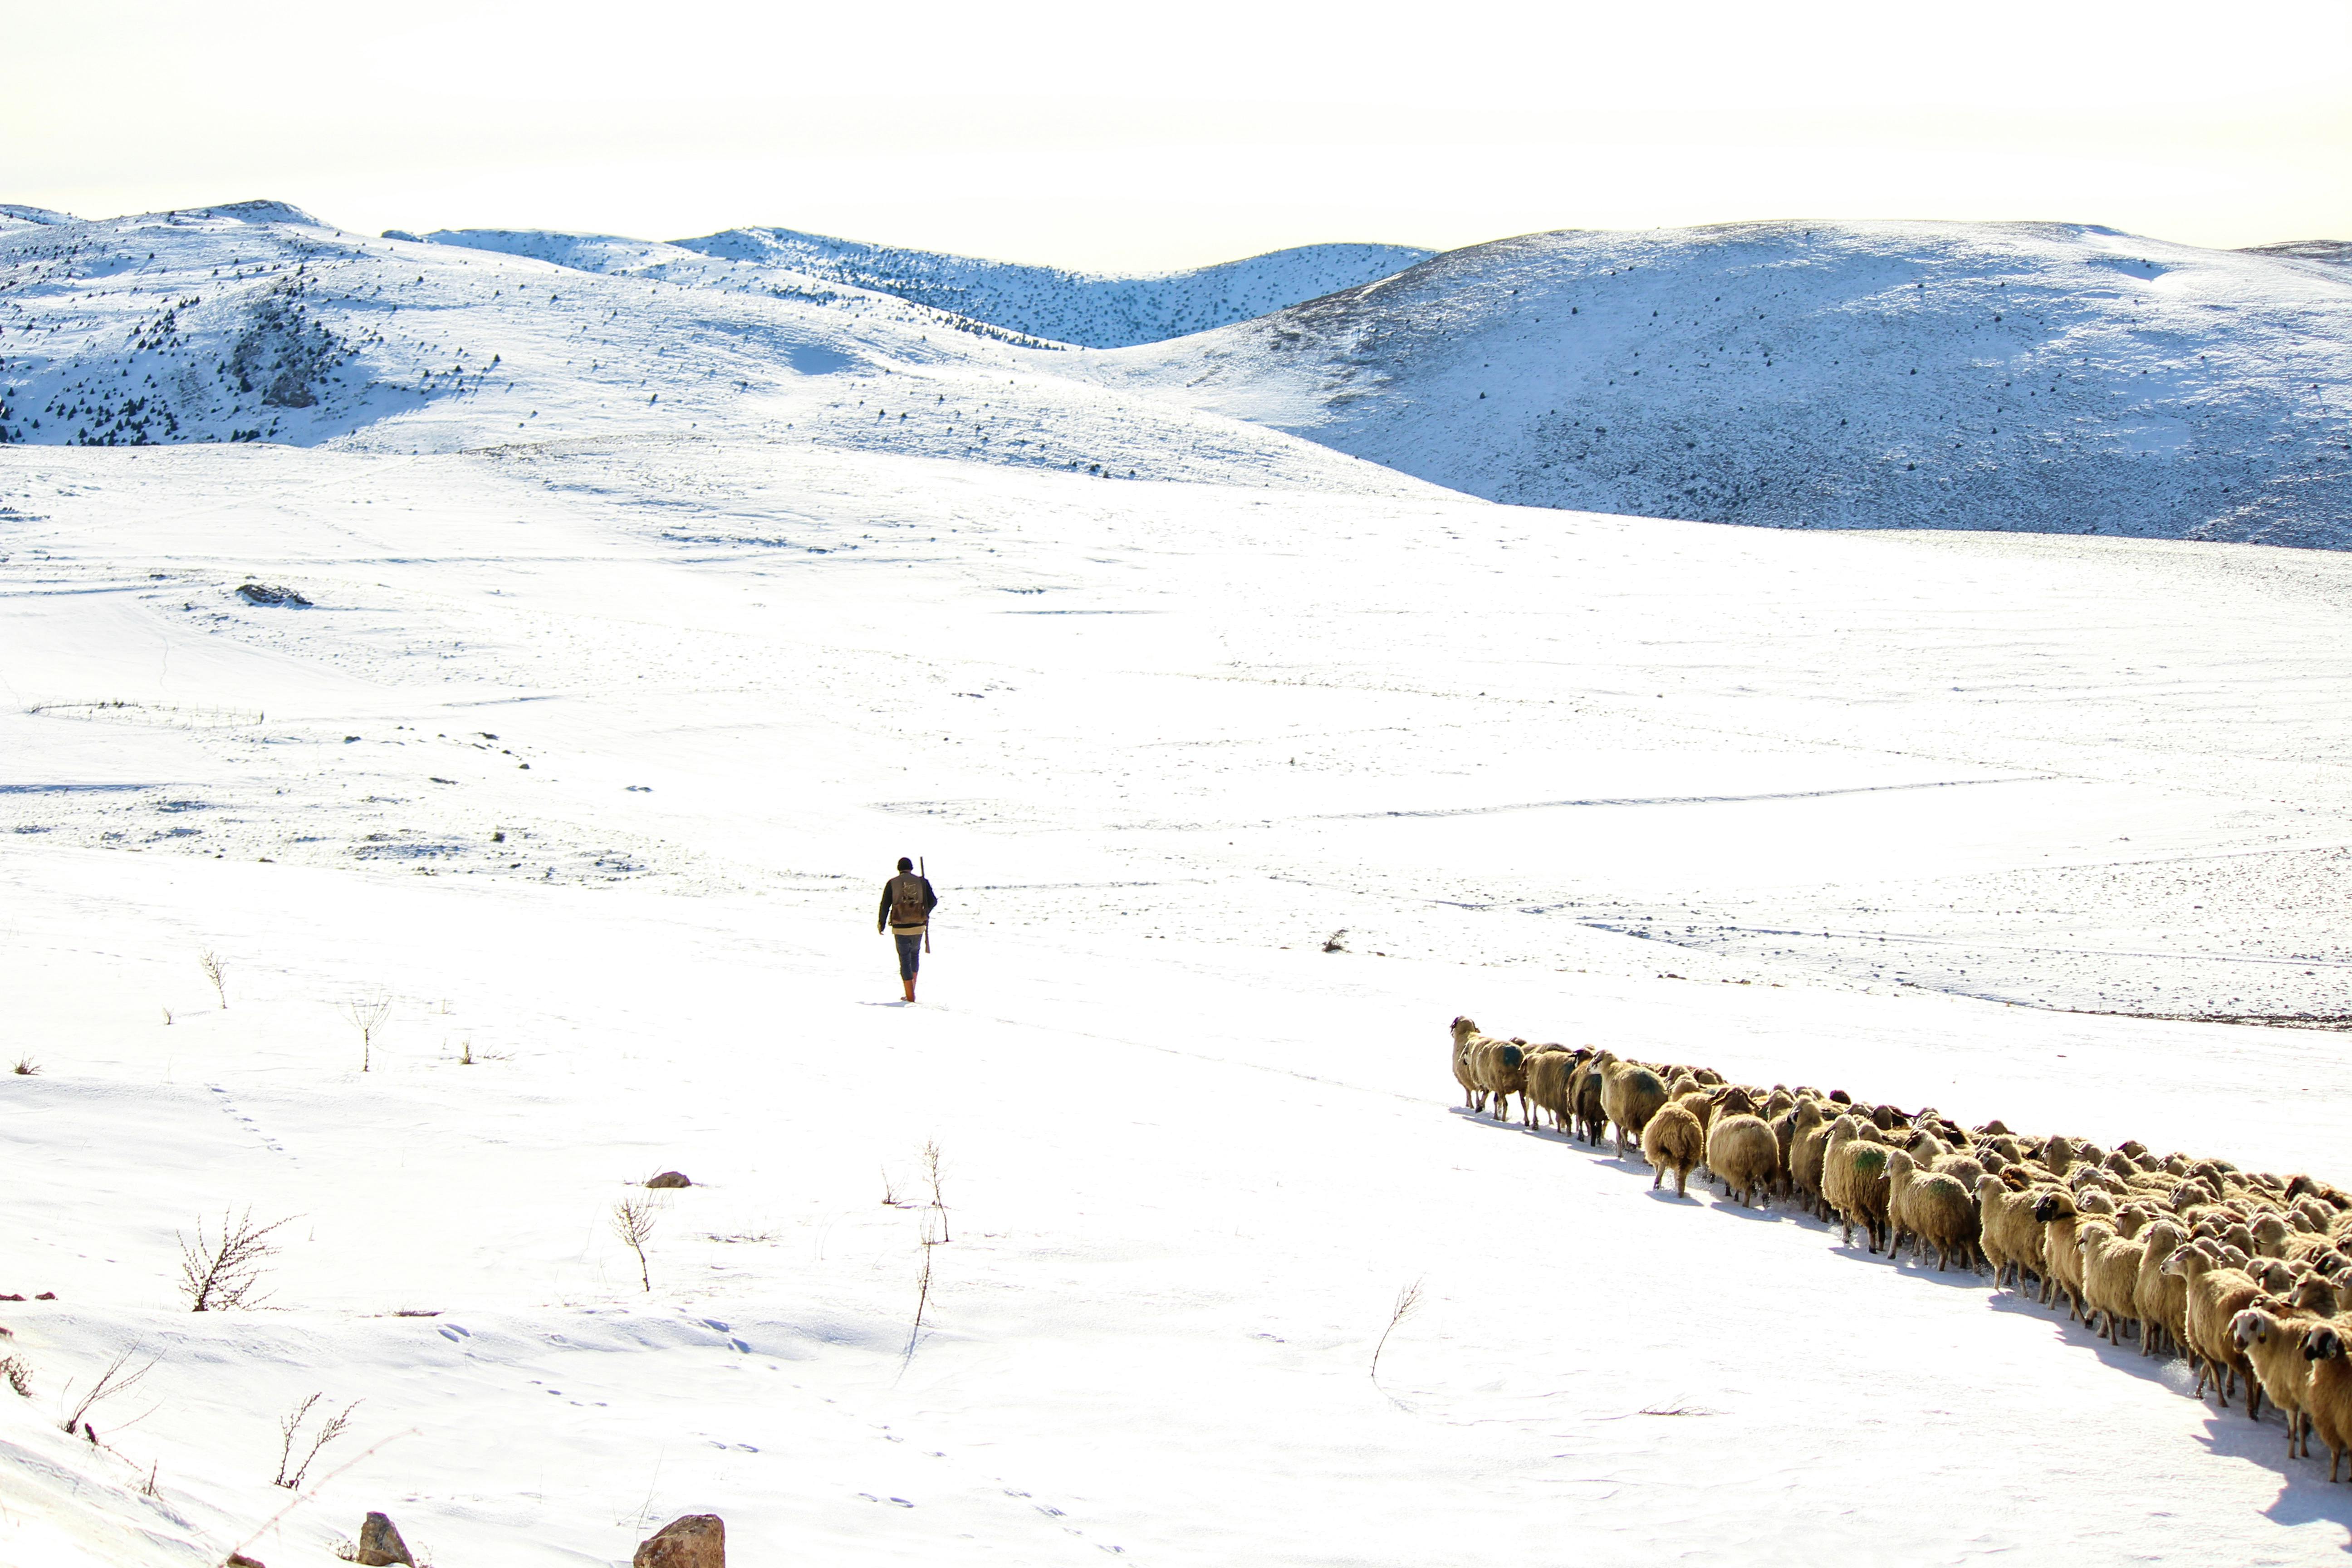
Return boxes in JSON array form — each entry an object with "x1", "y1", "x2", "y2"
[{"x1": 438, "y1": 1323, "x2": 470, "y2": 1342}]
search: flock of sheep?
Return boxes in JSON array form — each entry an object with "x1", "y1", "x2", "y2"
[{"x1": 1450, "y1": 1016, "x2": 2352, "y2": 1479}]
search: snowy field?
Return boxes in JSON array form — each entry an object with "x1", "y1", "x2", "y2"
[{"x1": 6, "y1": 202, "x2": 2352, "y2": 1566}]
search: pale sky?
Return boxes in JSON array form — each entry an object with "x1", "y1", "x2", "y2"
[{"x1": 10, "y1": 0, "x2": 2349, "y2": 271}]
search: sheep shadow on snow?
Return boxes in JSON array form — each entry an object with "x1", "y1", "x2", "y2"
[{"x1": 1456, "y1": 1102, "x2": 2352, "y2": 1528}]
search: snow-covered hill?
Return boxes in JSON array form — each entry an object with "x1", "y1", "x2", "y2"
[
  {"x1": 1102, "y1": 220, "x2": 2352, "y2": 548},
  {"x1": 0, "y1": 203, "x2": 1431, "y2": 496}
]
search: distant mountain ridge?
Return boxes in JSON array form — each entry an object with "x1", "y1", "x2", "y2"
[
  {"x1": 424, "y1": 224, "x2": 1433, "y2": 349},
  {"x1": 666, "y1": 227, "x2": 1436, "y2": 348},
  {"x1": 1102, "y1": 220, "x2": 2352, "y2": 549}
]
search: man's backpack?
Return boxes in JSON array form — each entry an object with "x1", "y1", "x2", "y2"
[{"x1": 889, "y1": 876, "x2": 929, "y2": 927}]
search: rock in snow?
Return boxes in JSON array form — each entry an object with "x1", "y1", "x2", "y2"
[
  {"x1": 354, "y1": 1510, "x2": 415, "y2": 1566},
  {"x1": 634, "y1": 1513, "x2": 724, "y2": 1568},
  {"x1": 644, "y1": 1171, "x2": 691, "y2": 1189}
]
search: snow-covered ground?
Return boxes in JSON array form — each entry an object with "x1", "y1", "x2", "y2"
[
  {"x1": 8, "y1": 199, "x2": 2352, "y2": 1567},
  {"x1": 1101, "y1": 220, "x2": 2352, "y2": 548}
]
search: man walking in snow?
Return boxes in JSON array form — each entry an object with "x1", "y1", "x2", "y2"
[{"x1": 878, "y1": 856, "x2": 939, "y2": 1003}]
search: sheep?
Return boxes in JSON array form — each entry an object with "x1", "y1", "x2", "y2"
[
  {"x1": 2034, "y1": 1188, "x2": 2112, "y2": 1320},
  {"x1": 1896, "y1": 1161, "x2": 1980, "y2": 1272},
  {"x1": 1568, "y1": 1053, "x2": 1612, "y2": 1145},
  {"x1": 1524, "y1": 1045, "x2": 1580, "y2": 1132},
  {"x1": 2133, "y1": 1219, "x2": 2190, "y2": 1358},
  {"x1": 2302, "y1": 1323, "x2": 2352, "y2": 1481},
  {"x1": 1824, "y1": 1117, "x2": 1893, "y2": 1253},
  {"x1": 1642, "y1": 1101, "x2": 1707, "y2": 1197},
  {"x1": 2234, "y1": 1295, "x2": 2333, "y2": 1458},
  {"x1": 1711, "y1": 1085, "x2": 1761, "y2": 1120},
  {"x1": 1706, "y1": 1113, "x2": 1779, "y2": 1208},
  {"x1": 1448, "y1": 1017, "x2": 1489, "y2": 1111},
  {"x1": 1788, "y1": 1100, "x2": 1832, "y2": 1216},
  {"x1": 2077, "y1": 1217, "x2": 2148, "y2": 1346},
  {"x1": 2166, "y1": 1241, "x2": 2267, "y2": 1416},
  {"x1": 1978, "y1": 1175, "x2": 2050, "y2": 1294},
  {"x1": 1601, "y1": 1059, "x2": 1669, "y2": 1162},
  {"x1": 1932, "y1": 1153, "x2": 1989, "y2": 1193},
  {"x1": 1482, "y1": 1036, "x2": 1537, "y2": 1125}
]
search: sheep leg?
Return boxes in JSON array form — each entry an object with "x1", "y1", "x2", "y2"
[{"x1": 1675, "y1": 1165, "x2": 1689, "y2": 1199}]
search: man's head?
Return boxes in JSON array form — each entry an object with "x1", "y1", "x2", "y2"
[{"x1": 897, "y1": 857, "x2": 914, "y2": 872}]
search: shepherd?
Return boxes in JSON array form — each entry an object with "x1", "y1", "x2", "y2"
[{"x1": 877, "y1": 856, "x2": 940, "y2": 1003}]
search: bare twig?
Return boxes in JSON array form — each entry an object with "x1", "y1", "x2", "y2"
[
  {"x1": 272, "y1": 1393, "x2": 321, "y2": 1486},
  {"x1": 288, "y1": 1399, "x2": 357, "y2": 1488},
  {"x1": 880, "y1": 1163, "x2": 902, "y2": 1206},
  {"x1": 1370, "y1": 1278, "x2": 1424, "y2": 1383},
  {"x1": 1322, "y1": 929, "x2": 1348, "y2": 953},
  {"x1": 341, "y1": 992, "x2": 391, "y2": 1072},
  {"x1": 902, "y1": 1210, "x2": 938, "y2": 1371},
  {"x1": 922, "y1": 1140, "x2": 951, "y2": 1243},
  {"x1": 200, "y1": 949, "x2": 228, "y2": 1009},
  {"x1": 612, "y1": 1199, "x2": 656, "y2": 1292},
  {"x1": 60, "y1": 1343, "x2": 156, "y2": 1436},
  {"x1": 177, "y1": 1208, "x2": 293, "y2": 1312}
]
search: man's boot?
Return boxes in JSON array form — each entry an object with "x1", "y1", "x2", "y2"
[{"x1": 903, "y1": 976, "x2": 916, "y2": 1003}]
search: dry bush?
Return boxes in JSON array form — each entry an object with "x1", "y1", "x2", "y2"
[
  {"x1": 612, "y1": 1198, "x2": 656, "y2": 1292},
  {"x1": 178, "y1": 1208, "x2": 292, "y2": 1312},
  {"x1": 922, "y1": 1140, "x2": 951, "y2": 1243},
  {"x1": 10, "y1": 1056, "x2": 37, "y2": 1076},
  {"x1": 200, "y1": 950, "x2": 228, "y2": 1009},
  {"x1": 273, "y1": 1392, "x2": 356, "y2": 1487},
  {"x1": 1370, "y1": 1278, "x2": 1424, "y2": 1382},
  {"x1": 0, "y1": 1353, "x2": 30, "y2": 1396},
  {"x1": 60, "y1": 1343, "x2": 155, "y2": 1437}
]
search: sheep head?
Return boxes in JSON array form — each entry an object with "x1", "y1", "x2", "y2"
[{"x1": 2034, "y1": 1190, "x2": 2078, "y2": 1224}]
